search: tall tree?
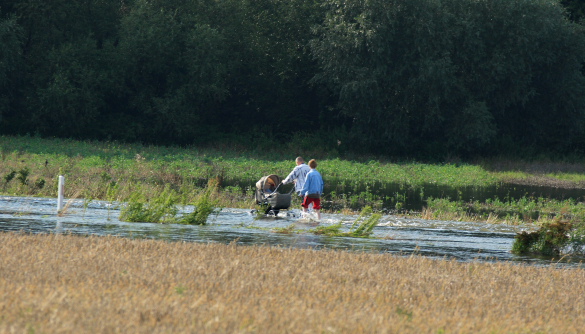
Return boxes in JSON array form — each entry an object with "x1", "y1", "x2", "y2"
[
  {"x1": 190, "y1": 0, "x2": 327, "y2": 139},
  {"x1": 561, "y1": 0, "x2": 585, "y2": 22},
  {"x1": 0, "y1": 15, "x2": 23, "y2": 127},
  {"x1": 311, "y1": 0, "x2": 585, "y2": 156},
  {"x1": 116, "y1": 0, "x2": 230, "y2": 143},
  {"x1": 1, "y1": 0, "x2": 126, "y2": 136}
]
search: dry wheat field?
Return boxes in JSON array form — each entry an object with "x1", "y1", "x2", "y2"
[{"x1": 1, "y1": 232, "x2": 584, "y2": 333}]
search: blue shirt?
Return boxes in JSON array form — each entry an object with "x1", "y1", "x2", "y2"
[{"x1": 300, "y1": 169, "x2": 324, "y2": 197}]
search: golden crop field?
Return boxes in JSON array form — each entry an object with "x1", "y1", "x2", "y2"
[{"x1": 1, "y1": 232, "x2": 584, "y2": 333}]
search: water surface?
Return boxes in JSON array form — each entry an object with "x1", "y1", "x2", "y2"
[{"x1": 0, "y1": 196, "x2": 581, "y2": 268}]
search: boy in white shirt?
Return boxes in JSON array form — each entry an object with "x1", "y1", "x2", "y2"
[{"x1": 282, "y1": 156, "x2": 310, "y2": 196}]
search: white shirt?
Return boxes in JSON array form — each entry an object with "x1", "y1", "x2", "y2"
[{"x1": 282, "y1": 163, "x2": 311, "y2": 195}]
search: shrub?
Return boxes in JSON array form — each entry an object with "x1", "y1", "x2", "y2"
[
  {"x1": 178, "y1": 187, "x2": 221, "y2": 225},
  {"x1": 512, "y1": 219, "x2": 574, "y2": 256},
  {"x1": 120, "y1": 186, "x2": 179, "y2": 223},
  {"x1": 120, "y1": 184, "x2": 221, "y2": 225}
]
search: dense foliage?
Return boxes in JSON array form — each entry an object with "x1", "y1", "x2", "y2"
[
  {"x1": 0, "y1": 0, "x2": 584, "y2": 158},
  {"x1": 512, "y1": 219, "x2": 585, "y2": 256},
  {"x1": 561, "y1": 0, "x2": 585, "y2": 22},
  {"x1": 312, "y1": 0, "x2": 585, "y2": 156}
]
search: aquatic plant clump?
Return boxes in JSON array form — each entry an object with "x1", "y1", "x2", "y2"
[
  {"x1": 312, "y1": 206, "x2": 382, "y2": 238},
  {"x1": 120, "y1": 185, "x2": 220, "y2": 225},
  {"x1": 348, "y1": 206, "x2": 382, "y2": 237},
  {"x1": 178, "y1": 187, "x2": 222, "y2": 225},
  {"x1": 512, "y1": 219, "x2": 585, "y2": 256},
  {"x1": 120, "y1": 186, "x2": 179, "y2": 223}
]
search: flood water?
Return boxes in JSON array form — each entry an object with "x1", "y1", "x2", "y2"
[
  {"x1": 325, "y1": 182, "x2": 585, "y2": 211},
  {"x1": 0, "y1": 196, "x2": 582, "y2": 268},
  {"x1": 240, "y1": 180, "x2": 585, "y2": 212}
]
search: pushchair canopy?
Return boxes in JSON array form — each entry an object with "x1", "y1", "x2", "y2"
[
  {"x1": 255, "y1": 174, "x2": 281, "y2": 192},
  {"x1": 254, "y1": 174, "x2": 291, "y2": 212}
]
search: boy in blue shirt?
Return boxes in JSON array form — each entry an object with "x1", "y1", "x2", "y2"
[{"x1": 300, "y1": 159, "x2": 324, "y2": 220}]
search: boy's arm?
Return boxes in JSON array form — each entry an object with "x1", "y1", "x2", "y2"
[{"x1": 282, "y1": 166, "x2": 297, "y2": 184}]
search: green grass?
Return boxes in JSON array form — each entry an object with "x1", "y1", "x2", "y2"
[
  {"x1": 2, "y1": 135, "x2": 585, "y2": 226},
  {"x1": 422, "y1": 196, "x2": 585, "y2": 225},
  {"x1": 0, "y1": 135, "x2": 499, "y2": 191}
]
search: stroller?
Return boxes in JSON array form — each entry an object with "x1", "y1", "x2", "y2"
[{"x1": 255, "y1": 174, "x2": 292, "y2": 215}]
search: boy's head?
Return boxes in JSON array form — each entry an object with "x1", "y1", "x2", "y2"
[{"x1": 308, "y1": 159, "x2": 317, "y2": 169}]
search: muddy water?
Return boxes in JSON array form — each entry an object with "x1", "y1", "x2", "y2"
[{"x1": 0, "y1": 196, "x2": 581, "y2": 268}]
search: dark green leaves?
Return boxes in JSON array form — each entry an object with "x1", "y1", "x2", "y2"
[{"x1": 311, "y1": 0, "x2": 585, "y2": 155}]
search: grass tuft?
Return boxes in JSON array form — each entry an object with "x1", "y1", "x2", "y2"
[
  {"x1": 312, "y1": 206, "x2": 382, "y2": 238},
  {"x1": 178, "y1": 186, "x2": 221, "y2": 225},
  {"x1": 120, "y1": 185, "x2": 179, "y2": 223}
]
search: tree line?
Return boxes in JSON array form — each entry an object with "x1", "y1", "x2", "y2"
[{"x1": 1, "y1": 0, "x2": 584, "y2": 158}]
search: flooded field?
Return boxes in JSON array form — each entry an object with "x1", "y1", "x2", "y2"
[
  {"x1": 324, "y1": 181, "x2": 585, "y2": 211},
  {"x1": 0, "y1": 196, "x2": 578, "y2": 267}
]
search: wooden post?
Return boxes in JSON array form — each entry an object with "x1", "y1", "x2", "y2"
[{"x1": 57, "y1": 175, "x2": 65, "y2": 214}]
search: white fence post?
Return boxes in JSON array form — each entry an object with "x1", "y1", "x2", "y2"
[{"x1": 57, "y1": 175, "x2": 65, "y2": 214}]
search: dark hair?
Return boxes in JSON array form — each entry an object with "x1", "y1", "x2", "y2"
[{"x1": 308, "y1": 159, "x2": 317, "y2": 169}]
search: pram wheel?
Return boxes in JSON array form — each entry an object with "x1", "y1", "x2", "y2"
[{"x1": 265, "y1": 207, "x2": 280, "y2": 216}]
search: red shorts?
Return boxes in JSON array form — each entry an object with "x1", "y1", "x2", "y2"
[{"x1": 302, "y1": 196, "x2": 321, "y2": 210}]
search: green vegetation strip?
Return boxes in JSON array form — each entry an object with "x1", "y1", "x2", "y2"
[
  {"x1": 424, "y1": 196, "x2": 585, "y2": 225},
  {"x1": 3, "y1": 135, "x2": 585, "y2": 234},
  {"x1": 0, "y1": 135, "x2": 499, "y2": 188}
]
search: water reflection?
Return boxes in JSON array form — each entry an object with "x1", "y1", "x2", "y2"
[
  {"x1": 379, "y1": 182, "x2": 585, "y2": 211},
  {"x1": 0, "y1": 196, "x2": 583, "y2": 268}
]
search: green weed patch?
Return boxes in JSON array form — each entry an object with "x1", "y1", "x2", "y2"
[
  {"x1": 423, "y1": 196, "x2": 585, "y2": 225},
  {"x1": 311, "y1": 206, "x2": 382, "y2": 238},
  {"x1": 120, "y1": 185, "x2": 221, "y2": 225}
]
